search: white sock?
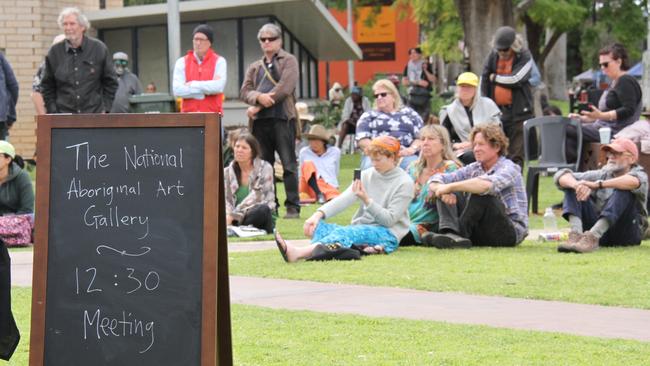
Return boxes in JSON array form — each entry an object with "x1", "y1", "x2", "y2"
[{"x1": 589, "y1": 218, "x2": 610, "y2": 238}]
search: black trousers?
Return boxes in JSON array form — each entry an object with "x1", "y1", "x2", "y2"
[
  {"x1": 239, "y1": 204, "x2": 274, "y2": 234},
  {"x1": 437, "y1": 194, "x2": 519, "y2": 247},
  {"x1": 252, "y1": 118, "x2": 300, "y2": 211},
  {"x1": 0, "y1": 241, "x2": 19, "y2": 360},
  {"x1": 565, "y1": 123, "x2": 601, "y2": 164}
]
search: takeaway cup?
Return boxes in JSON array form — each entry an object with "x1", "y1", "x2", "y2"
[{"x1": 599, "y1": 127, "x2": 612, "y2": 144}]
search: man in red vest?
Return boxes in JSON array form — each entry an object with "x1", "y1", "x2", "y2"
[{"x1": 172, "y1": 24, "x2": 227, "y2": 113}]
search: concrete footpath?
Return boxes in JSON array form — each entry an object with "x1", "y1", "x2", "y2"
[{"x1": 10, "y1": 239, "x2": 650, "y2": 342}]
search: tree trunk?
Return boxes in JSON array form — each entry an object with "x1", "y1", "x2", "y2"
[
  {"x1": 454, "y1": 0, "x2": 514, "y2": 75},
  {"x1": 544, "y1": 31, "x2": 568, "y2": 101}
]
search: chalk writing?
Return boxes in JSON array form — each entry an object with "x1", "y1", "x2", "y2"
[
  {"x1": 67, "y1": 178, "x2": 141, "y2": 205},
  {"x1": 124, "y1": 146, "x2": 184, "y2": 171},
  {"x1": 83, "y1": 205, "x2": 150, "y2": 240},
  {"x1": 83, "y1": 309, "x2": 155, "y2": 354},
  {"x1": 96, "y1": 245, "x2": 151, "y2": 257},
  {"x1": 66, "y1": 142, "x2": 110, "y2": 171}
]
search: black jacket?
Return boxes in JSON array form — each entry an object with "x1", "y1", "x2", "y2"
[
  {"x1": 41, "y1": 36, "x2": 118, "y2": 114},
  {"x1": 481, "y1": 49, "x2": 534, "y2": 122}
]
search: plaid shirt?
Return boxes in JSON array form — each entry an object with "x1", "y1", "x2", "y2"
[{"x1": 429, "y1": 156, "x2": 529, "y2": 243}]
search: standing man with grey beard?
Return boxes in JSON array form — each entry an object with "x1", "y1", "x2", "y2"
[
  {"x1": 41, "y1": 7, "x2": 117, "y2": 114},
  {"x1": 554, "y1": 138, "x2": 648, "y2": 253}
]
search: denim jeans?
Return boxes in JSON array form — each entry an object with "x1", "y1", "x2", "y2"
[
  {"x1": 252, "y1": 118, "x2": 300, "y2": 211},
  {"x1": 562, "y1": 189, "x2": 642, "y2": 246},
  {"x1": 437, "y1": 194, "x2": 518, "y2": 247}
]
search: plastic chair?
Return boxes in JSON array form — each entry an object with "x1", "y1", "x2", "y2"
[{"x1": 523, "y1": 116, "x2": 582, "y2": 214}]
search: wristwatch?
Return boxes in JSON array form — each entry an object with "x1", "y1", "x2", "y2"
[{"x1": 597, "y1": 180, "x2": 603, "y2": 189}]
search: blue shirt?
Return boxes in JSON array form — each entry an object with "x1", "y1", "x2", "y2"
[
  {"x1": 429, "y1": 156, "x2": 529, "y2": 243},
  {"x1": 355, "y1": 106, "x2": 423, "y2": 148},
  {"x1": 299, "y1": 145, "x2": 341, "y2": 187}
]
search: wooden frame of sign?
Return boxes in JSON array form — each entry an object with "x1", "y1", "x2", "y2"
[{"x1": 29, "y1": 113, "x2": 232, "y2": 366}]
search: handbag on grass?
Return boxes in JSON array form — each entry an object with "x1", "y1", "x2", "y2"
[{"x1": 0, "y1": 214, "x2": 34, "y2": 247}]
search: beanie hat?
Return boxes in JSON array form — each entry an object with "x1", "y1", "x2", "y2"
[
  {"x1": 494, "y1": 26, "x2": 516, "y2": 50},
  {"x1": 193, "y1": 24, "x2": 214, "y2": 44}
]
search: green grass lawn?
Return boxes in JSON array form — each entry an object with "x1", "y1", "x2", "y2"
[
  {"x1": 230, "y1": 240, "x2": 650, "y2": 309},
  {"x1": 9, "y1": 289, "x2": 650, "y2": 365}
]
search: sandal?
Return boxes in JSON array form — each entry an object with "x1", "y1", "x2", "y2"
[{"x1": 274, "y1": 229, "x2": 289, "y2": 262}]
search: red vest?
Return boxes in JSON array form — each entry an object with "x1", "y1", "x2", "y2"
[{"x1": 182, "y1": 49, "x2": 223, "y2": 113}]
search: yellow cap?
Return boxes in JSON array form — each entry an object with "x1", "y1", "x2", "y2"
[{"x1": 457, "y1": 72, "x2": 479, "y2": 87}]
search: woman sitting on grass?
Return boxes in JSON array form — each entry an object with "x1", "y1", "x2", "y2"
[
  {"x1": 275, "y1": 135, "x2": 414, "y2": 262},
  {"x1": 0, "y1": 140, "x2": 35, "y2": 246},
  {"x1": 224, "y1": 133, "x2": 275, "y2": 234},
  {"x1": 402, "y1": 125, "x2": 460, "y2": 246}
]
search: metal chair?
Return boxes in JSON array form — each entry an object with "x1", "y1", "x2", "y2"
[{"x1": 523, "y1": 116, "x2": 582, "y2": 214}]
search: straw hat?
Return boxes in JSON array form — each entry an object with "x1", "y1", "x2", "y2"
[
  {"x1": 303, "y1": 124, "x2": 330, "y2": 142},
  {"x1": 295, "y1": 102, "x2": 314, "y2": 121}
]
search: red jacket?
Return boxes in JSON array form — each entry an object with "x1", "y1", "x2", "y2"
[{"x1": 182, "y1": 49, "x2": 223, "y2": 113}]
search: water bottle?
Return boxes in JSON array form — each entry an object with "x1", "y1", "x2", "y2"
[{"x1": 543, "y1": 207, "x2": 557, "y2": 232}]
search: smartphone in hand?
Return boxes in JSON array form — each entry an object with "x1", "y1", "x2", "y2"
[{"x1": 353, "y1": 169, "x2": 361, "y2": 181}]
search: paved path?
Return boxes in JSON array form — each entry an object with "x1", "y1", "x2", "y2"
[
  {"x1": 14, "y1": 228, "x2": 650, "y2": 343},
  {"x1": 231, "y1": 276, "x2": 650, "y2": 342}
]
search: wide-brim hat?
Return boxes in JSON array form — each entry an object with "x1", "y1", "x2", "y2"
[
  {"x1": 295, "y1": 102, "x2": 315, "y2": 121},
  {"x1": 304, "y1": 124, "x2": 330, "y2": 142}
]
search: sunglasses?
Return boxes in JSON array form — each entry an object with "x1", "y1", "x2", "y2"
[
  {"x1": 599, "y1": 61, "x2": 611, "y2": 68},
  {"x1": 374, "y1": 92, "x2": 389, "y2": 99},
  {"x1": 259, "y1": 36, "x2": 279, "y2": 43}
]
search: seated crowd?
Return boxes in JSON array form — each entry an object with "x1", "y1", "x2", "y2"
[{"x1": 221, "y1": 75, "x2": 649, "y2": 261}]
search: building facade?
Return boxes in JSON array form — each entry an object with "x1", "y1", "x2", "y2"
[{"x1": 0, "y1": 0, "x2": 122, "y2": 158}]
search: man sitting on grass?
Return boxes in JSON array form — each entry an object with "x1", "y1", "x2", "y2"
[
  {"x1": 423, "y1": 123, "x2": 528, "y2": 248},
  {"x1": 554, "y1": 138, "x2": 648, "y2": 253}
]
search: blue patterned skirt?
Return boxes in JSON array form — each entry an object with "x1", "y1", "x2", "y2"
[{"x1": 311, "y1": 221, "x2": 398, "y2": 254}]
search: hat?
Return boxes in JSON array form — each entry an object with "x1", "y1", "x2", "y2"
[
  {"x1": 295, "y1": 102, "x2": 314, "y2": 121},
  {"x1": 113, "y1": 52, "x2": 128, "y2": 62},
  {"x1": 370, "y1": 135, "x2": 401, "y2": 154},
  {"x1": 456, "y1": 72, "x2": 479, "y2": 87},
  {"x1": 602, "y1": 138, "x2": 639, "y2": 162},
  {"x1": 193, "y1": 24, "x2": 214, "y2": 44},
  {"x1": 0, "y1": 141, "x2": 15, "y2": 159},
  {"x1": 494, "y1": 26, "x2": 516, "y2": 50},
  {"x1": 303, "y1": 124, "x2": 330, "y2": 142},
  {"x1": 350, "y1": 86, "x2": 362, "y2": 95}
]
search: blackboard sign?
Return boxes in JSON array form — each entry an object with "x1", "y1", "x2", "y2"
[{"x1": 29, "y1": 114, "x2": 231, "y2": 366}]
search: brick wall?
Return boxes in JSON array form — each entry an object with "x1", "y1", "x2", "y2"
[{"x1": 0, "y1": 0, "x2": 122, "y2": 158}]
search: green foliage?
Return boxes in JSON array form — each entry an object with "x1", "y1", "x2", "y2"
[
  {"x1": 580, "y1": 0, "x2": 647, "y2": 68},
  {"x1": 525, "y1": 0, "x2": 588, "y2": 33},
  {"x1": 396, "y1": 0, "x2": 464, "y2": 62}
]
